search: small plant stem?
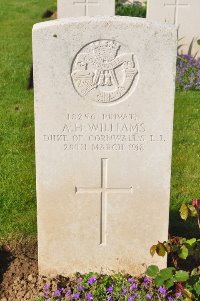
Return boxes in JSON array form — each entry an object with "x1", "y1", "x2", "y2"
[
  {"x1": 171, "y1": 254, "x2": 178, "y2": 270},
  {"x1": 197, "y1": 211, "x2": 200, "y2": 230}
]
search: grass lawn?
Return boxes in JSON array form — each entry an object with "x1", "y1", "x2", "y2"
[
  {"x1": 0, "y1": 0, "x2": 56, "y2": 241},
  {"x1": 0, "y1": 0, "x2": 200, "y2": 243},
  {"x1": 170, "y1": 90, "x2": 200, "y2": 237}
]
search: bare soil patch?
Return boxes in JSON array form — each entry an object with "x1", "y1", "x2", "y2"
[{"x1": 0, "y1": 240, "x2": 54, "y2": 301}]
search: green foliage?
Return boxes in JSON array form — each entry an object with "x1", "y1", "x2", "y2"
[
  {"x1": 176, "y1": 55, "x2": 200, "y2": 91},
  {"x1": 151, "y1": 236, "x2": 200, "y2": 263},
  {"x1": 146, "y1": 265, "x2": 188, "y2": 288},
  {"x1": 149, "y1": 201, "x2": 200, "y2": 300},
  {"x1": 179, "y1": 204, "x2": 197, "y2": 221},
  {"x1": 34, "y1": 272, "x2": 188, "y2": 301},
  {"x1": 146, "y1": 265, "x2": 200, "y2": 300},
  {"x1": 175, "y1": 270, "x2": 190, "y2": 282},
  {"x1": 146, "y1": 265, "x2": 159, "y2": 277},
  {"x1": 116, "y1": 1, "x2": 146, "y2": 18},
  {"x1": 178, "y1": 245, "x2": 189, "y2": 260},
  {"x1": 194, "y1": 279, "x2": 200, "y2": 294}
]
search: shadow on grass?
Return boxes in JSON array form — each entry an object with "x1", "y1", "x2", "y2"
[{"x1": 169, "y1": 209, "x2": 200, "y2": 238}]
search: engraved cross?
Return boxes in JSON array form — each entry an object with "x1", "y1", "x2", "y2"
[
  {"x1": 73, "y1": 0, "x2": 99, "y2": 16},
  {"x1": 164, "y1": 0, "x2": 190, "y2": 25},
  {"x1": 75, "y1": 158, "x2": 133, "y2": 245}
]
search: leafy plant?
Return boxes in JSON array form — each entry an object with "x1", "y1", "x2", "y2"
[
  {"x1": 149, "y1": 200, "x2": 200, "y2": 300},
  {"x1": 35, "y1": 273, "x2": 185, "y2": 300},
  {"x1": 151, "y1": 199, "x2": 200, "y2": 265},
  {"x1": 146, "y1": 265, "x2": 188, "y2": 287},
  {"x1": 180, "y1": 199, "x2": 200, "y2": 229},
  {"x1": 176, "y1": 55, "x2": 200, "y2": 91},
  {"x1": 150, "y1": 236, "x2": 200, "y2": 268},
  {"x1": 146, "y1": 265, "x2": 200, "y2": 301},
  {"x1": 116, "y1": 1, "x2": 146, "y2": 18}
]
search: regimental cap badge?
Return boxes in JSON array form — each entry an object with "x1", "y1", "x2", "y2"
[
  {"x1": 91, "y1": 40, "x2": 120, "y2": 62},
  {"x1": 71, "y1": 39, "x2": 139, "y2": 104}
]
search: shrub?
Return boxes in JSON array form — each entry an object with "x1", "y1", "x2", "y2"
[
  {"x1": 149, "y1": 199, "x2": 200, "y2": 301},
  {"x1": 116, "y1": 1, "x2": 146, "y2": 18},
  {"x1": 176, "y1": 55, "x2": 200, "y2": 91}
]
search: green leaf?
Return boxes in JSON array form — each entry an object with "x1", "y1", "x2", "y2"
[
  {"x1": 164, "y1": 242, "x2": 171, "y2": 253},
  {"x1": 146, "y1": 265, "x2": 159, "y2": 277},
  {"x1": 179, "y1": 237, "x2": 186, "y2": 244},
  {"x1": 197, "y1": 39, "x2": 200, "y2": 46},
  {"x1": 179, "y1": 204, "x2": 189, "y2": 220},
  {"x1": 194, "y1": 280, "x2": 200, "y2": 295},
  {"x1": 174, "y1": 270, "x2": 189, "y2": 282},
  {"x1": 185, "y1": 238, "x2": 196, "y2": 246},
  {"x1": 159, "y1": 268, "x2": 174, "y2": 281},
  {"x1": 164, "y1": 278, "x2": 174, "y2": 288},
  {"x1": 156, "y1": 243, "x2": 166, "y2": 257},
  {"x1": 178, "y1": 245, "x2": 189, "y2": 259},
  {"x1": 191, "y1": 268, "x2": 198, "y2": 276},
  {"x1": 155, "y1": 275, "x2": 165, "y2": 287},
  {"x1": 188, "y1": 205, "x2": 198, "y2": 217},
  {"x1": 150, "y1": 245, "x2": 157, "y2": 257}
]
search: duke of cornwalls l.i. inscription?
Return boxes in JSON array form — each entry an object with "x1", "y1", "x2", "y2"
[
  {"x1": 71, "y1": 40, "x2": 139, "y2": 103},
  {"x1": 43, "y1": 113, "x2": 166, "y2": 151}
]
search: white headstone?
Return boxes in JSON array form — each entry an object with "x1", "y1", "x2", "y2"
[
  {"x1": 58, "y1": 0, "x2": 115, "y2": 18},
  {"x1": 33, "y1": 16, "x2": 177, "y2": 276},
  {"x1": 147, "y1": 0, "x2": 200, "y2": 57}
]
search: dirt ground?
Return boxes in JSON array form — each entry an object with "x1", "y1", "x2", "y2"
[{"x1": 0, "y1": 240, "x2": 55, "y2": 301}]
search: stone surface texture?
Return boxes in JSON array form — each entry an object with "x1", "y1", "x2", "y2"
[
  {"x1": 147, "y1": 0, "x2": 200, "y2": 57},
  {"x1": 33, "y1": 16, "x2": 177, "y2": 277},
  {"x1": 58, "y1": 0, "x2": 115, "y2": 18}
]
